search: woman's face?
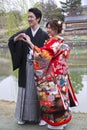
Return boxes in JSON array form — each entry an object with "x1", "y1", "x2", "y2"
[{"x1": 46, "y1": 24, "x2": 57, "y2": 37}]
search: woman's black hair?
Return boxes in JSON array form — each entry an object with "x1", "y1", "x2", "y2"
[{"x1": 46, "y1": 20, "x2": 63, "y2": 34}]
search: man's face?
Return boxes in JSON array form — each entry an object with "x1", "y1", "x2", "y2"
[{"x1": 28, "y1": 12, "x2": 39, "y2": 27}]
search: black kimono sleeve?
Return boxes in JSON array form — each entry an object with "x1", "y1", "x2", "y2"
[{"x1": 8, "y1": 31, "x2": 25, "y2": 71}]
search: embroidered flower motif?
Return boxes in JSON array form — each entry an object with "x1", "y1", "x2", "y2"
[
  {"x1": 51, "y1": 42, "x2": 59, "y2": 54},
  {"x1": 48, "y1": 82, "x2": 55, "y2": 88}
]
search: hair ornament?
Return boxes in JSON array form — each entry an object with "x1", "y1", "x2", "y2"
[{"x1": 58, "y1": 20, "x2": 62, "y2": 24}]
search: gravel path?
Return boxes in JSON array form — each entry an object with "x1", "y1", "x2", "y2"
[{"x1": 0, "y1": 100, "x2": 87, "y2": 130}]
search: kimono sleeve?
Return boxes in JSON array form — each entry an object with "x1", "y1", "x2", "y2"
[
  {"x1": 33, "y1": 37, "x2": 64, "y2": 60},
  {"x1": 8, "y1": 35, "x2": 23, "y2": 71}
]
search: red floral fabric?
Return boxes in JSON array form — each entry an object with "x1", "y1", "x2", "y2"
[{"x1": 33, "y1": 36, "x2": 78, "y2": 126}]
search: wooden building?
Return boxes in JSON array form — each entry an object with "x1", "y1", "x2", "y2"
[{"x1": 64, "y1": 5, "x2": 87, "y2": 35}]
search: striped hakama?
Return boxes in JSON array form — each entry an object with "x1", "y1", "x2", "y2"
[{"x1": 15, "y1": 56, "x2": 40, "y2": 122}]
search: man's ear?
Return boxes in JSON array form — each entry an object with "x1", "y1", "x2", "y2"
[{"x1": 37, "y1": 18, "x2": 40, "y2": 23}]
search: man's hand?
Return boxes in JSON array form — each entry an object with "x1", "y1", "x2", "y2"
[
  {"x1": 14, "y1": 33, "x2": 26, "y2": 42},
  {"x1": 14, "y1": 33, "x2": 34, "y2": 49}
]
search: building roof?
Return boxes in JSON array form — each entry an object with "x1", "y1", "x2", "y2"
[
  {"x1": 65, "y1": 15, "x2": 87, "y2": 23},
  {"x1": 64, "y1": 26, "x2": 87, "y2": 31}
]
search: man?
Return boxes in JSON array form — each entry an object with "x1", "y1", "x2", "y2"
[{"x1": 8, "y1": 8, "x2": 49, "y2": 125}]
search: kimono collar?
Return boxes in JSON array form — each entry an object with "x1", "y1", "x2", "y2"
[{"x1": 31, "y1": 26, "x2": 40, "y2": 37}]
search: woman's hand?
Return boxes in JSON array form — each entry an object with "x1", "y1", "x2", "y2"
[
  {"x1": 22, "y1": 34, "x2": 31, "y2": 44},
  {"x1": 22, "y1": 34, "x2": 34, "y2": 49}
]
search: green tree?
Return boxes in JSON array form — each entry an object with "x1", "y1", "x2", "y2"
[
  {"x1": 34, "y1": 0, "x2": 64, "y2": 22},
  {"x1": 60, "y1": 0, "x2": 82, "y2": 16},
  {"x1": 4, "y1": 11, "x2": 23, "y2": 36},
  {"x1": 0, "y1": 10, "x2": 6, "y2": 28},
  {"x1": 8, "y1": 11, "x2": 22, "y2": 26}
]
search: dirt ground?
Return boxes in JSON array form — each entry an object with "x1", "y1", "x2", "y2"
[
  {"x1": 0, "y1": 100, "x2": 16, "y2": 116},
  {"x1": 0, "y1": 100, "x2": 87, "y2": 130}
]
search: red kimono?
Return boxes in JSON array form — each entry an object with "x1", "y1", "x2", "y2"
[{"x1": 33, "y1": 36, "x2": 78, "y2": 126}]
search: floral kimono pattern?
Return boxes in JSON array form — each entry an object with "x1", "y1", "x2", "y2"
[{"x1": 33, "y1": 36, "x2": 78, "y2": 126}]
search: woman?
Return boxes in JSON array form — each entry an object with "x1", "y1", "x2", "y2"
[{"x1": 19, "y1": 20, "x2": 78, "y2": 129}]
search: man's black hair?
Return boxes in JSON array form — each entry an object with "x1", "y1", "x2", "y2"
[{"x1": 28, "y1": 8, "x2": 42, "y2": 23}]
